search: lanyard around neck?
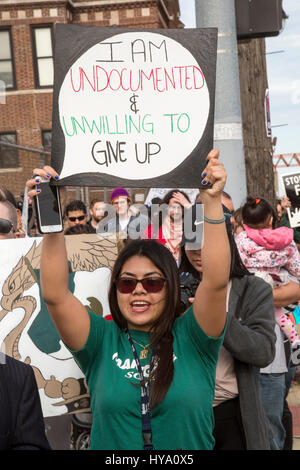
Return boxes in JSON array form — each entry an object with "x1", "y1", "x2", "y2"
[{"x1": 125, "y1": 328, "x2": 156, "y2": 451}]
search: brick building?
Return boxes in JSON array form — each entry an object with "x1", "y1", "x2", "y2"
[{"x1": 0, "y1": 0, "x2": 182, "y2": 203}]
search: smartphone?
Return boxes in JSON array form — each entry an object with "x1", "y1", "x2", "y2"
[{"x1": 34, "y1": 177, "x2": 63, "y2": 233}]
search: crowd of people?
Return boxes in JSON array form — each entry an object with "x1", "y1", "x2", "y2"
[{"x1": 1, "y1": 151, "x2": 300, "y2": 450}]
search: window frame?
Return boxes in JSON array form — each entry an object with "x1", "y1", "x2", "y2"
[
  {"x1": 0, "y1": 132, "x2": 19, "y2": 169},
  {"x1": 0, "y1": 27, "x2": 17, "y2": 91},
  {"x1": 31, "y1": 24, "x2": 54, "y2": 89},
  {"x1": 41, "y1": 129, "x2": 52, "y2": 150}
]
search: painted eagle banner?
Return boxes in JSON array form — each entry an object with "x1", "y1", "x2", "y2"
[{"x1": 0, "y1": 234, "x2": 118, "y2": 417}]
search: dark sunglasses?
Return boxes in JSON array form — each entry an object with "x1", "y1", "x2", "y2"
[
  {"x1": 115, "y1": 277, "x2": 167, "y2": 294},
  {"x1": 68, "y1": 215, "x2": 86, "y2": 222},
  {"x1": 0, "y1": 218, "x2": 14, "y2": 234}
]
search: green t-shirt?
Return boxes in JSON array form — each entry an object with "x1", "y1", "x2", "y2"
[{"x1": 70, "y1": 306, "x2": 225, "y2": 450}]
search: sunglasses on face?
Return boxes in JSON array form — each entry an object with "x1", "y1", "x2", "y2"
[
  {"x1": 115, "y1": 277, "x2": 167, "y2": 294},
  {"x1": 68, "y1": 215, "x2": 86, "y2": 222},
  {"x1": 0, "y1": 218, "x2": 14, "y2": 234}
]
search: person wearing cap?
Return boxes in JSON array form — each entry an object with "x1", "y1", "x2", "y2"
[
  {"x1": 105, "y1": 187, "x2": 149, "y2": 237},
  {"x1": 179, "y1": 202, "x2": 278, "y2": 449}
]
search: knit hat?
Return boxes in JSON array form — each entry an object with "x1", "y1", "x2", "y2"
[{"x1": 110, "y1": 187, "x2": 131, "y2": 203}]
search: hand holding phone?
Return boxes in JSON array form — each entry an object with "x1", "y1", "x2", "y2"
[{"x1": 34, "y1": 177, "x2": 63, "y2": 234}]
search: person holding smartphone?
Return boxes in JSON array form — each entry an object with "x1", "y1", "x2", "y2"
[{"x1": 26, "y1": 149, "x2": 230, "y2": 450}]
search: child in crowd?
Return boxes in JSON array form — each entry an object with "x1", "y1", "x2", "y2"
[{"x1": 235, "y1": 197, "x2": 300, "y2": 363}]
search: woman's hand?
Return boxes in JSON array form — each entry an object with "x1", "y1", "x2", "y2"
[
  {"x1": 172, "y1": 192, "x2": 192, "y2": 210},
  {"x1": 26, "y1": 166, "x2": 67, "y2": 210},
  {"x1": 200, "y1": 149, "x2": 226, "y2": 199},
  {"x1": 192, "y1": 148, "x2": 229, "y2": 337},
  {"x1": 29, "y1": 166, "x2": 91, "y2": 351},
  {"x1": 26, "y1": 165, "x2": 59, "y2": 198}
]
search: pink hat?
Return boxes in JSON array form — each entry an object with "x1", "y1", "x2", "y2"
[{"x1": 110, "y1": 187, "x2": 131, "y2": 203}]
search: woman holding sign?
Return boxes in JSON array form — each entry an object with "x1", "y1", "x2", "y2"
[{"x1": 27, "y1": 149, "x2": 230, "y2": 450}]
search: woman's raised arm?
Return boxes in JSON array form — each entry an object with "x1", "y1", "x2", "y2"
[
  {"x1": 192, "y1": 150, "x2": 230, "y2": 337},
  {"x1": 27, "y1": 166, "x2": 90, "y2": 350}
]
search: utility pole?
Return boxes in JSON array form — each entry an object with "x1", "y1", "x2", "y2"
[
  {"x1": 237, "y1": 37, "x2": 276, "y2": 205},
  {"x1": 195, "y1": 0, "x2": 247, "y2": 208}
]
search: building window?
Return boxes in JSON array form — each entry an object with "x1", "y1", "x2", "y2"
[
  {"x1": 31, "y1": 25, "x2": 54, "y2": 88},
  {"x1": 42, "y1": 130, "x2": 52, "y2": 150},
  {"x1": 0, "y1": 29, "x2": 15, "y2": 90},
  {"x1": 0, "y1": 133, "x2": 19, "y2": 168}
]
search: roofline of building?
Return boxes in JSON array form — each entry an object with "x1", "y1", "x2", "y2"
[
  {"x1": 0, "y1": 0, "x2": 167, "y2": 10},
  {"x1": 0, "y1": 0, "x2": 174, "y2": 20}
]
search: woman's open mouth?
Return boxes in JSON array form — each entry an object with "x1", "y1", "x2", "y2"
[{"x1": 130, "y1": 300, "x2": 151, "y2": 313}]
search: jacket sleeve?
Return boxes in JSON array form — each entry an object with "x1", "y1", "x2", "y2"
[
  {"x1": 12, "y1": 365, "x2": 51, "y2": 450},
  {"x1": 223, "y1": 276, "x2": 276, "y2": 368}
]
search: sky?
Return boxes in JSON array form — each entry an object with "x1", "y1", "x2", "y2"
[
  {"x1": 178, "y1": 0, "x2": 300, "y2": 157},
  {"x1": 178, "y1": 0, "x2": 300, "y2": 196}
]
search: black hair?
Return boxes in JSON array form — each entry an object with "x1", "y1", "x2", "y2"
[
  {"x1": 179, "y1": 248, "x2": 199, "y2": 278},
  {"x1": 65, "y1": 200, "x2": 87, "y2": 217},
  {"x1": 0, "y1": 195, "x2": 18, "y2": 231},
  {"x1": 227, "y1": 229, "x2": 252, "y2": 278},
  {"x1": 151, "y1": 197, "x2": 162, "y2": 205},
  {"x1": 161, "y1": 189, "x2": 191, "y2": 206},
  {"x1": 242, "y1": 196, "x2": 277, "y2": 229},
  {"x1": 0, "y1": 186, "x2": 17, "y2": 208},
  {"x1": 222, "y1": 190, "x2": 232, "y2": 201},
  {"x1": 64, "y1": 224, "x2": 95, "y2": 235}
]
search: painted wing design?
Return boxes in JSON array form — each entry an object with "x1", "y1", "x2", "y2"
[{"x1": 65, "y1": 233, "x2": 118, "y2": 272}]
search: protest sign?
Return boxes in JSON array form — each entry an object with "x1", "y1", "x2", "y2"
[
  {"x1": 51, "y1": 24, "x2": 217, "y2": 188},
  {"x1": 0, "y1": 234, "x2": 118, "y2": 417},
  {"x1": 281, "y1": 171, "x2": 300, "y2": 228}
]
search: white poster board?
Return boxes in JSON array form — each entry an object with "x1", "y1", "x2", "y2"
[{"x1": 51, "y1": 25, "x2": 217, "y2": 188}]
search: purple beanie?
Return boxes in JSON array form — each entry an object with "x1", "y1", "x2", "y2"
[{"x1": 110, "y1": 187, "x2": 131, "y2": 203}]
